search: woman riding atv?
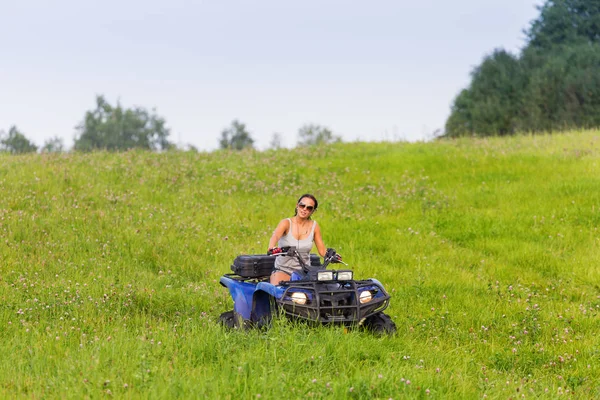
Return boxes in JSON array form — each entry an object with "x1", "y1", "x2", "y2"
[{"x1": 267, "y1": 194, "x2": 340, "y2": 284}]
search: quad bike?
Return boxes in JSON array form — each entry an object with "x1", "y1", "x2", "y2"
[{"x1": 219, "y1": 247, "x2": 396, "y2": 334}]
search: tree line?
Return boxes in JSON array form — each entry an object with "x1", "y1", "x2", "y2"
[
  {"x1": 0, "y1": 95, "x2": 341, "y2": 154},
  {"x1": 445, "y1": 0, "x2": 600, "y2": 137}
]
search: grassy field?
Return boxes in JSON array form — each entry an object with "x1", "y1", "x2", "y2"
[{"x1": 1, "y1": 130, "x2": 599, "y2": 399}]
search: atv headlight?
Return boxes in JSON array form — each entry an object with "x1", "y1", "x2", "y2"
[
  {"x1": 359, "y1": 291, "x2": 373, "y2": 304},
  {"x1": 290, "y1": 292, "x2": 307, "y2": 305},
  {"x1": 336, "y1": 270, "x2": 353, "y2": 281},
  {"x1": 317, "y1": 271, "x2": 334, "y2": 281}
]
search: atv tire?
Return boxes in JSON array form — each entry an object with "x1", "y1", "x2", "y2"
[
  {"x1": 219, "y1": 310, "x2": 238, "y2": 329},
  {"x1": 362, "y1": 312, "x2": 396, "y2": 335}
]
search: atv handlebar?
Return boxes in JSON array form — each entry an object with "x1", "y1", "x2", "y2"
[{"x1": 269, "y1": 246, "x2": 346, "y2": 271}]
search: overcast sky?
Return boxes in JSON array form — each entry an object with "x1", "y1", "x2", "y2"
[{"x1": 0, "y1": 0, "x2": 541, "y2": 151}]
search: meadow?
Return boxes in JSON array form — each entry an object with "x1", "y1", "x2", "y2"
[{"x1": 0, "y1": 130, "x2": 599, "y2": 399}]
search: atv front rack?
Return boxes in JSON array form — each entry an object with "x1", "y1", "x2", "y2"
[{"x1": 277, "y1": 279, "x2": 390, "y2": 324}]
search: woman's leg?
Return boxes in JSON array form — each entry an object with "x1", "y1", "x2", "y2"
[{"x1": 270, "y1": 270, "x2": 291, "y2": 285}]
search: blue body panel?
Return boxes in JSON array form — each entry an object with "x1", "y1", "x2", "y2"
[
  {"x1": 370, "y1": 278, "x2": 383, "y2": 286},
  {"x1": 219, "y1": 277, "x2": 288, "y2": 321},
  {"x1": 219, "y1": 276, "x2": 256, "y2": 320},
  {"x1": 255, "y1": 282, "x2": 286, "y2": 299},
  {"x1": 290, "y1": 271, "x2": 304, "y2": 281},
  {"x1": 221, "y1": 274, "x2": 390, "y2": 324}
]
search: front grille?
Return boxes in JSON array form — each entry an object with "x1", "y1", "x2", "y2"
[{"x1": 278, "y1": 280, "x2": 390, "y2": 324}]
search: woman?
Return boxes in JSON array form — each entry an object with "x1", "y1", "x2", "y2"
[{"x1": 268, "y1": 194, "x2": 327, "y2": 284}]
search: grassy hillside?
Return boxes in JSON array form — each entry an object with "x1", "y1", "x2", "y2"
[{"x1": 1, "y1": 130, "x2": 599, "y2": 399}]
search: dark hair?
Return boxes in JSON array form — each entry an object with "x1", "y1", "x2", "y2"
[{"x1": 294, "y1": 193, "x2": 318, "y2": 217}]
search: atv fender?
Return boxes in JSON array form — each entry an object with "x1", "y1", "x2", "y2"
[
  {"x1": 370, "y1": 278, "x2": 384, "y2": 287},
  {"x1": 252, "y1": 282, "x2": 288, "y2": 323},
  {"x1": 219, "y1": 276, "x2": 256, "y2": 320},
  {"x1": 255, "y1": 282, "x2": 280, "y2": 297}
]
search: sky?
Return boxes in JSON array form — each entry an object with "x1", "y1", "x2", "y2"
[{"x1": 0, "y1": 0, "x2": 542, "y2": 151}]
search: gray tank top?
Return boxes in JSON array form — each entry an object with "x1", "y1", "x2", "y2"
[{"x1": 274, "y1": 218, "x2": 316, "y2": 273}]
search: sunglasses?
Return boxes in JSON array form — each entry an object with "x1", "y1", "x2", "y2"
[{"x1": 298, "y1": 202, "x2": 315, "y2": 211}]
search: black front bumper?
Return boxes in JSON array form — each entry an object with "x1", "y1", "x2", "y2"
[{"x1": 276, "y1": 279, "x2": 391, "y2": 324}]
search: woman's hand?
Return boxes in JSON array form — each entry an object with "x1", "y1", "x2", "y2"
[
  {"x1": 267, "y1": 247, "x2": 283, "y2": 255},
  {"x1": 325, "y1": 248, "x2": 342, "y2": 262}
]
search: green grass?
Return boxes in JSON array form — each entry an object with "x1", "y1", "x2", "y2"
[{"x1": 1, "y1": 130, "x2": 599, "y2": 399}]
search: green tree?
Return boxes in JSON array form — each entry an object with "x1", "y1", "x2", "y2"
[
  {"x1": 0, "y1": 126, "x2": 38, "y2": 154},
  {"x1": 219, "y1": 120, "x2": 254, "y2": 150},
  {"x1": 74, "y1": 95, "x2": 173, "y2": 152},
  {"x1": 526, "y1": 0, "x2": 600, "y2": 51},
  {"x1": 269, "y1": 132, "x2": 284, "y2": 149},
  {"x1": 185, "y1": 144, "x2": 199, "y2": 153},
  {"x1": 445, "y1": 49, "x2": 524, "y2": 137},
  {"x1": 444, "y1": 89, "x2": 474, "y2": 137},
  {"x1": 522, "y1": 43, "x2": 600, "y2": 131},
  {"x1": 297, "y1": 124, "x2": 341, "y2": 146},
  {"x1": 41, "y1": 136, "x2": 65, "y2": 153},
  {"x1": 445, "y1": 0, "x2": 600, "y2": 137}
]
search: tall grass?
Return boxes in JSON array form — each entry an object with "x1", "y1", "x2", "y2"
[{"x1": 1, "y1": 130, "x2": 599, "y2": 398}]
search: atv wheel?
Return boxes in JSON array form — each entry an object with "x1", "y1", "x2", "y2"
[
  {"x1": 219, "y1": 310, "x2": 238, "y2": 329},
  {"x1": 362, "y1": 312, "x2": 396, "y2": 335}
]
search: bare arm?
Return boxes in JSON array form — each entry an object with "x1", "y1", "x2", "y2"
[
  {"x1": 268, "y1": 219, "x2": 290, "y2": 251},
  {"x1": 313, "y1": 222, "x2": 326, "y2": 257}
]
